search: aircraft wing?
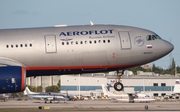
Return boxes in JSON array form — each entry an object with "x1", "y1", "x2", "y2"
[{"x1": 0, "y1": 57, "x2": 25, "y2": 67}]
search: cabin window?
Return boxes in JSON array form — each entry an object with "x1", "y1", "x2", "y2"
[
  {"x1": 30, "y1": 43, "x2": 32, "y2": 47},
  {"x1": 62, "y1": 42, "x2": 64, "y2": 45},
  {"x1": 80, "y1": 41, "x2": 83, "y2": 44},
  {"x1": 25, "y1": 44, "x2": 27, "y2": 47},
  {"x1": 6, "y1": 45, "x2": 9, "y2": 48},
  {"x1": 66, "y1": 42, "x2": 69, "y2": 45},
  {"x1": 20, "y1": 44, "x2": 23, "y2": 47},
  {"x1": 94, "y1": 40, "x2": 96, "y2": 44},
  {"x1": 71, "y1": 41, "x2": 73, "y2": 45},
  {"x1": 108, "y1": 40, "x2": 110, "y2": 43},
  {"x1": 11, "y1": 45, "x2": 13, "y2": 48},
  {"x1": 98, "y1": 40, "x2": 101, "y2": 43},
  {"x1": 76, "y1": 41, "x2": 78, "y2": 44},
  {"x1": 103, "y1": 40, "x2": 106, "y2": 43},
  {"x1": 89, "y1": 41, "x2": 92, "y2": 44}
]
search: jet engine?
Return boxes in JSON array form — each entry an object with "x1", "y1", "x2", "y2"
[{"x1": 0, "y1": 66, "x2": 26, "y2": 93}]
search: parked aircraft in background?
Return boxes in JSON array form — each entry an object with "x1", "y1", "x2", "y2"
[
  {"x1": 101, "y1": 84, "x2": 155, "y2": 103},
  {"x1": 0, "y1": 23, "x2": 174, "y2": 93},
  {"x1": 24, "y1": 87, "x2": 69, "y2": 103},
  {"x1": 173, "y1": 79, "x2": 180, "y2": 94},
  {"x1": 0, "y1": 93, "x2": 10, "y2": 102},
  {"x1": 164, "y1": 79, "x2": 180, "y2": 99},
  {"x1": 134, "y1": 93, "x2": 156, "y2": 102}
]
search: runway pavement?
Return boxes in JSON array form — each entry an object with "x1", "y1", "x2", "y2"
[{"x1": 0, "y1": 99, "x2": 180, "y2": 111}]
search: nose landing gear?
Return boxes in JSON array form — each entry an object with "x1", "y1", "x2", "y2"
[{"x1": 114, "y1": 71, "x2": 124, "y2": 91}]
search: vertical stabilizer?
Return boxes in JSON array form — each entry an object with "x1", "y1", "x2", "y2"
[
  {"x1": 173, "y1": 79, "x2": 180, "y2": 93},
  {"x1": 101, "y1": 84, "x2": 112, "y2": 96},
  {"x1": 23, "y1": 89, "x2": 28, "y2": 95},
  {"x1": 25, "y1": 87, "x2": 37, "y2": 94}
]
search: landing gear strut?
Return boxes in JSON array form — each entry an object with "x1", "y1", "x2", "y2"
[{"x1": 114, "y1": 71, "x2": 124, "y2": 91}]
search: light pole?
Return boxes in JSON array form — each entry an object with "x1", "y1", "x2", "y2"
[{"x1": 175, "y1": 65, "x2": 177, "y2": 76}]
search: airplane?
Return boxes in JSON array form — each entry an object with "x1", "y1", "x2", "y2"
[
  {"x1": 164, "y1": 79, "x2": 180, "y2": 99},
  {"x1": 24, "y1": 87, "x2": 70, "y2": 103},
  {"x1": 133, "y1": 93, "x2": 156, "y2": 103},
  {"x1": 0, "y1": 93, "x2": 10, "y2": 102},
  {"x1": 0, "y1": 23, "x2": 174, "y2": 93},
  {"x1": 173, "y1": 79, "x2": 180, "y2": 94},
  {"x1": 101, "y1": 84, "x2": 155, "y2": 103}
]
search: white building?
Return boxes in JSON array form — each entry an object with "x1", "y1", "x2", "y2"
[{"x1": 26, "y1": 73, "x2": 179, "y2": 97}]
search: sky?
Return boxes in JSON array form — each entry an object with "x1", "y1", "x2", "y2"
[{"x1": 0, "y1": 0, "x2": 180, "y2": 69}]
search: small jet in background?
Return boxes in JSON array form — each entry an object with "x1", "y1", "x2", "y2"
[
  {"x1": 164, "y1": 79, "x2": 180, "y2": 99},
  {"x1": 24, "y1": 87, "x2": 70, "y2": 103},
  {"x1": 101, "y1": 84, "x2": 155, "y2": 103},
  {"x1": 0, "y1": 93, "x2": 10, "y2": 102},
  {"x1": 134, "y1": 93, "x2": 156, "y2": 103}
]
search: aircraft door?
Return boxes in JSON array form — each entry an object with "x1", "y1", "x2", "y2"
[
  {"x1": 118, "y1": 31, "x2": 131, "y2": 49},
  {"x1": 44, "y1": 35, "x2": 57, "y2": 53}
]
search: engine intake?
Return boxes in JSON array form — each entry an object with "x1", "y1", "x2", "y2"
[{"x1": 0, "y1": 66, "x2": 26, "y2": 93}]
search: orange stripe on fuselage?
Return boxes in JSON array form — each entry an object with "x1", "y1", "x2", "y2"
[
  {"x1": 26, "y1": 64, "x2": 139, "y2": 71},
  {"x1": 21, "y1": 67, "x2": 25, "y2": 91}
]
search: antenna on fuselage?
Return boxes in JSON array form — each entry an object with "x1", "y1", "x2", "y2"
[{"x1": 90, "y1": 21, "x2": 94, "y2": 26}]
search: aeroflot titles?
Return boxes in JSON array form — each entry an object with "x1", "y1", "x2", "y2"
[{"x1": 59, "y1": 29, "x2": 113, "y2": 36}]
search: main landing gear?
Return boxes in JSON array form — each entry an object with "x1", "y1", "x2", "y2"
[{"x1": 114, "y1": 71, "x2": 124, "y2": 91}]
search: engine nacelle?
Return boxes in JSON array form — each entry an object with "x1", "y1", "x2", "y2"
[{"x1": 0, "y1": 66, "x2": 26, "y2": 93}]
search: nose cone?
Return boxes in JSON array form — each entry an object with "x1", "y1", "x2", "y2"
[
  {"x1": 169, "y1": 42, "x2": 174, "y2": 52},
  {"x1": 155, "y1": 40, "x2": 174, "y2": 60},
  {"x1": 163, "y1": 40, "x2": 174, "y2": 54}
]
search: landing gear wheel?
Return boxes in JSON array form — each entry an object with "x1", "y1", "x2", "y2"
[{"x1": 114, "y1": 82, "x2": 124, "y2": 91}]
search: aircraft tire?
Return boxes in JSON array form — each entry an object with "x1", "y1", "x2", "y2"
[{"x1": 114, "y1": 82, "x2": 124, "y2": 91}]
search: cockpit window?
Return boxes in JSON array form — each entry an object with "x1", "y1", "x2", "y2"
[
  {"x1": 146, "y1": 35, "x2": 161, "y2": 41},
  {"x1": 155, "y1": 35, "x2": 161, "y2": 39},
  {"x1": 146, "y1": 35, "x2": 152, "y2": 41}
]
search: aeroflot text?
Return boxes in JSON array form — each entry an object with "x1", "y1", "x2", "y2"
[{"x1": 59, "y1": 29, "x2": 113, "y2": 36}]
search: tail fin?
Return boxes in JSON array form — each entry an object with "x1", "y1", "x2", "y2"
[
  {"x1": 25, "y1": 87, "x2": 37, "y2": 94},
  {"x1": 101, "y1": 84, "x2": 111, "y2": 96},
  {"x1": 173, "y1": 79, "x2": 180, "y2": 93},
  {"x1": 23, "y1": 89, "x2": 28, "y2": 95}
]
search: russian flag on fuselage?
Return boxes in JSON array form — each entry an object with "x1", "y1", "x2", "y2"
[{"x1": 146, "y1": 45, "x2": 152, "y2": 49}]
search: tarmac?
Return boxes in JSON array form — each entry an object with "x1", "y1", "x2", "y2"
[{"x1": 0, "y1": 99, "x2": 180, "y2": 112}]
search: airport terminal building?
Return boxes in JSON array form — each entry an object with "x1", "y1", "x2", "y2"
[{"x1": 26, "y1": 71, "x2": 179, "y2": 97}]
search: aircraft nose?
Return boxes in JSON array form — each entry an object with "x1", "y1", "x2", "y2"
[
  {"x1": 161, "y1": 40, "x2": 174, "y2": 55},
  {"x1": 153, "y1": 40, "x2": 174, "y2": 61},
  {"x1": 165, "y1": 40, "x2": 174, "y2": 53},
  {"x1": 169, "y1": 42, "x2": 174, "y2": 51}
]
